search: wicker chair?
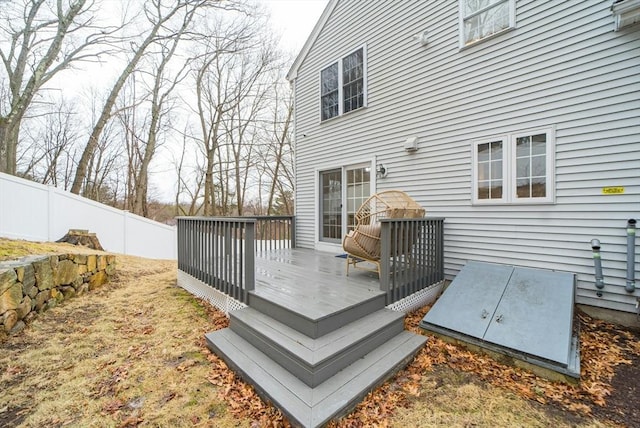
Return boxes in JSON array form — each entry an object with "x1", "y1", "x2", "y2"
[{"x1": 342, "y1": 190, "x2": 425, "y2": 276}]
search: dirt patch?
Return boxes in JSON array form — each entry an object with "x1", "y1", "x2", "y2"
[
  {"x1": 592, "y1": 337, "x2": 640, "y2": 426},
  {"x1": 0, "y1": 406, "x2": 28, "y2": 427}
]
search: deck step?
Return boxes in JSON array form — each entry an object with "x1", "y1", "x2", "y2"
[
  {"x1": 230, "y1": 307, "x2": 405, "y2": 387},
  {"x1": 205, "y1": 328, "x2": 426, "y2": 428},
  {"x1": 247, "y1": 289, "x2": 386, "y2": 339}
]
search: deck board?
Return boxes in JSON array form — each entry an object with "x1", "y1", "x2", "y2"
[{"x1": 253, "y1": 249, "x2": 384, "y2": 321}]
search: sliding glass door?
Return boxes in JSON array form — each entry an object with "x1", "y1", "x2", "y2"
[
  {"x1": 320, "y1": 164, "x2": 371, "y2": 243},
  {"x1": 320, "y1": 169, "x2": 342, "y2": 242}
]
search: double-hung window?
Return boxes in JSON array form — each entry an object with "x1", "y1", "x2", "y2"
[
  {"x1": 320, "y1": 47, "x2": 366, "y2": 121},
  {"x1": 460, "y1": 0, "x2": 515, "y2": 47},
  {"x1": 472, "y1": 128, "x2": 555, "y2": 204}
]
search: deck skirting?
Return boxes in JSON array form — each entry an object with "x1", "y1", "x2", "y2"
[
  {"x1": 386, "y1": 280, "x2": 445, "y2": 313},
  {"x1": 177, "y1": 269, "x2": 247, "y2": 315}
]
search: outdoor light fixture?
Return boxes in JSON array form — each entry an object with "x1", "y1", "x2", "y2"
[{"x1": 376, "y1": 164, "x2": 387, "y2": 178}]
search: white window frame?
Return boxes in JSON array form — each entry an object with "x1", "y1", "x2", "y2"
[
  {"x1": 319, "y1": 45, "x2": 367, "y2": 122},
  {"x1": 459, "y1": 0, "x2": 516, "y2": 48},
  {"x1": 471, "y1": 127, "x2": 556, "y2": 205}
]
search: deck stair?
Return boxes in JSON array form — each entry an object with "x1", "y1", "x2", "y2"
[{"x1": 205, "y1": 280, "x2": 426, "y2": 427}]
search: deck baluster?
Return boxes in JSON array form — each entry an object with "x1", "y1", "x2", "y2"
[{"x1": 379, "y1": 217, "x2": 445, "y2": 305}]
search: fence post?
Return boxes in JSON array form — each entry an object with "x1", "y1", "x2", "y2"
[
  {"x1": 177, "y1": 219, "x2": 182, "y2": 271},
  {"x1": 380, "y1": 221, "x2": 391, "y2": 299},
  {"x1": 437, "y1": 219, "x2": 444, "y2": 281},
  {"x1": 290, "y1": 216, "x2": 296, "y2": 248},
  {"x1": 244, "y1": 220, "x2": 256, "y2": 302}
]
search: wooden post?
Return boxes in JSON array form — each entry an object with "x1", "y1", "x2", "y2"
[
  {"x1": 380, "y1": 221, "x2": 391, "y2": 302},
  {"x1": 244, "y1": 220, "x2": 256, "y2": 302},
  {"x1": 290, "y1": 216, "x2": 296, "y2": 249}
]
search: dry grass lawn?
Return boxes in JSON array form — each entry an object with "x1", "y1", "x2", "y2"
[
  {"x1": 0, "y1": 238, "x2": 632, "y2": 427},
  {"x1": 0, "y1": 239, "x2": 241, "y2": 427},
  {"x1": 389, "y1": 367, "x2": 607, "y2": 428}
]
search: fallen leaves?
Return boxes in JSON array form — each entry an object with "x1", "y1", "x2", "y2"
[
  {"x1": 201, "y1": 300, "x2": 640, "y2": 427},
  {"x1": 92, "y1": 363, "x2": 131, "y2": 398},
  {"x1": 3, "y1": 365, "x2": 23, "y2": 377},
  {"x1": 102, "y1": 399, "x2": 125, "y2": 415},
  {"x1": 403, "y1": 306, "x2": 640, "y2": 419},
  {"x1": 201, "y1": 307, "x2": 290, "y2": 426}
]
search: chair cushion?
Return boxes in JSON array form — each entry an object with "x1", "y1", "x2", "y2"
[{"x1": 343, "y1": 224, "x2": 381, "y2": 260}]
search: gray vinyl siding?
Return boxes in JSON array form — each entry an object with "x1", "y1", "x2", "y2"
[{"x1": 292, "y1": 0, "x2": 640, "y2": 313}]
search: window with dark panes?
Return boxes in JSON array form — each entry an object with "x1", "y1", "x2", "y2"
[
  {"x1": 321, "y1": 63, "x2": 339, "y2": 121},
  {"x1": 342, "y1": 48, "x2": 364, "y2": 113},
  {"x1": 319, "y1": 47, "x2": 366, "y2": 121}
]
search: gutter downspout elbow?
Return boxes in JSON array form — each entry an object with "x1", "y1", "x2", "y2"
[
  {"x1": 626, "y1": 219, "x2": 636, "y2": 293},
  {"x1": 591, "y1": 239, "x2": 605, "y2": 297}
]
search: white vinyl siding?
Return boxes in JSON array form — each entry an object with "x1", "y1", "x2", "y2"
[{"x1": 292, "y1": 1, "x2": 640, "y2": 314}]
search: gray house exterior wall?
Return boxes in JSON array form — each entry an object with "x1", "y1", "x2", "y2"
[{"x1": 288, "y1": 1, "x2": 640, "y2": 314}]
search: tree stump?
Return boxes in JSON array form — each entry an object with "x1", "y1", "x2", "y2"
[{"x1": 56, "y1": 229, "x2": 104, "y2": 251}]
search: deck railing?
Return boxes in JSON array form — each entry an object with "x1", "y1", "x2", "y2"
[
  {"x1": 177, "y1": 216, "x2": 295, "y2": 304},
  {"x1": 253, "y1": 216, "x2": 296, "y2": 252},
  {"x1": 178, "y1": 215, "x2": 441, "y2": 306},
  {"x1": 379, "y1": 217, "x2": 445, "y2": 305},
  {"x1": 177, "y1": 217, "x2": 256, "y2": 303}
]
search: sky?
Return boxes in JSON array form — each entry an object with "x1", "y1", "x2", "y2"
[
  {"x1": 262, "y1": 0, "x2": 329, "y2": 54},
  {"x1": 31, "y1": 0, "x2": 330, "y2": 203}
]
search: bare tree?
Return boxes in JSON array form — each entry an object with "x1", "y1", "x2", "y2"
[
  {"x1": 224, "y1": 41, "x2": 277, "y2": 215},
  {"x1": 130, "y1": 8, "x2": 196, "y2": 216},
  {"x1": 265, "y1": 79, "x2": 294, "y2": 215},
  {"x1": 0, "y1": 0, "x2": 118, "y2": 175},
  {"x1": 115, "y1": 77, "x2": 143, "y2": 210},
  {"x1": 193, "y1": 34, "x2": 234, "y2": 215},
  {"x1": 70, "y1": 0, "x2": 212, "y2": 195},
  {"x1": 173, "y1": 128, "x2": 205, "y2": 216},
  {"x1": 191, "y1": 9, "x2": 278, "y2": 216},
  {"x1": 17, "y1": 97, "x2": 80, "y2": 187},
  {"x1": 83, "y1": 118, "x2": 124, "y2": 204}
]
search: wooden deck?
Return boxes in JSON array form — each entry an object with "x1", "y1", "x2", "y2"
[
  {"x1": 177, "y1": 216, "x2": 444, "y2": 427},
  {"x1": 201, "y1": 248, "x2": 427, "y2": 427},
  {"x1": 253, "y1": 248, "x2": 382, "y2": 322}
]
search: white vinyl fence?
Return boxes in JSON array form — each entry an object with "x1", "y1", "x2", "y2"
[{"x1": 0, "y1": 172, "x2": 176, "y2": 260}]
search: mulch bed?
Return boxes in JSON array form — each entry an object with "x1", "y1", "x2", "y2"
[{"x1": 201, "y1": 301, "x2": 640, "y2": 427}]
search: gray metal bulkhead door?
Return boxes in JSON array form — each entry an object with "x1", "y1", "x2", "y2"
[
  {"x1": 422, "y1": 261, "x2": 514, "y2": 339},
  {"x1": 483, "y1": 266, "x2": 575, "y2": 366}
]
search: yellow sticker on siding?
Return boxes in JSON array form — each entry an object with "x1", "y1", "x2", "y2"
[{"x1": 602, "y1": 187, "x2": 624, "y2": 194}]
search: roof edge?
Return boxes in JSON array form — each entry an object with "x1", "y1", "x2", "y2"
[{"x1": 285, "y1": 0, "x2": 339, "y2": 82}]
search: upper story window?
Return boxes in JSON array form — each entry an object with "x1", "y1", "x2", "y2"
[
  {"x1": 472, "y1": 128, "x2": 555, "y2": 204},
  {"x1": 460, "y1": 0, "x2": 515, "y2": 47},
  {"x1": 320, "y1": 47, "x2": 366, "y2": 121},
  {"x1": 321, "y1": 64, "x2": 339, "y2": 120}
]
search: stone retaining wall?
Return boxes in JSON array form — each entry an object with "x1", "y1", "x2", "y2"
[{"x1": 0, "y1": 253, "x2": 116, "y2": 335}]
